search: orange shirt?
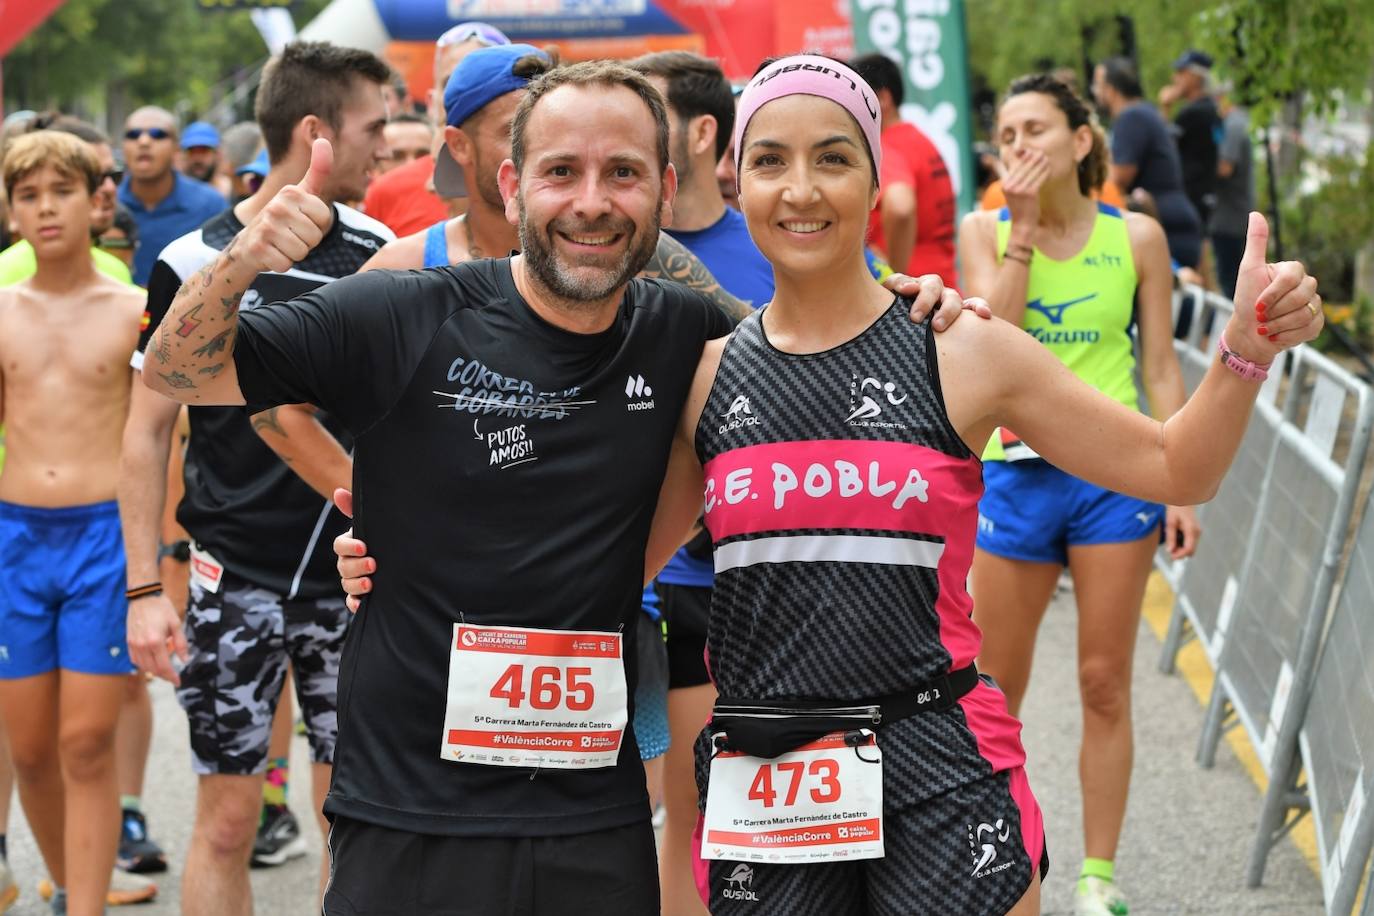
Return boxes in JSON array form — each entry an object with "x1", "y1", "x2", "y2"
[
  {"x1": 979, "y1": 178, "x2": 1124, "y2": 210},
  {"x1": 362, "y1": 155, "x2": 449, "y2": 237}
]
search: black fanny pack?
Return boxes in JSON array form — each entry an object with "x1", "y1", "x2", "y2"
[{"x1": 709, "y1": 664, "x2": 980, "y2": 760}]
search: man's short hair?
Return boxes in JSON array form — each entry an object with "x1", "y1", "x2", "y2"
[
  {"x1": 511, "y1": 61, "x2": 670, "y2": 177},
  {"x1": 221, "y1": 121, "x2": 264, "y2": 171},
  {"x1": 849, "y1": 53, "x2": 904, "y2": 109},
  {"x1": 256, "y1": 41, "x2": 393, "y2": 162},
  {"x1": 1100, "y1": 57, "x2": 1143, "y2": 100},
  {"x1": 3, "y1": 130, "x2": 102, "y2": 200},
  {"x1": 388, "y1": 111, "x2": 432, "y2": 129},
  {"x1": 27, "y1": 112, "x2": 110, "y2": 147},
  {"x1": 627, "y1": 51, "x2": 735, "y2": 160}
]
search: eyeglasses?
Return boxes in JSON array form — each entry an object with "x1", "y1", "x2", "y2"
[
  {"x1": 124, "y1": 127, "x2": 171, "y2": 141},
  {"x1": 102, "y1": 168, "x2": 125, "y2": 185}
]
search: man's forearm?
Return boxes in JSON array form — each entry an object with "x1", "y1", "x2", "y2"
[
  {"x1": 252, "y1": 403, "x2": 353, "y2": 501},
  {"x1": 883, "y1": 217, "x2": 915, "y2": 275},
  {"x1": 145, "y1": 235, "x2": 254, "y2": 401},
  {"x1": 644, "y1": 232, "x2": 751, "y2": 323}
]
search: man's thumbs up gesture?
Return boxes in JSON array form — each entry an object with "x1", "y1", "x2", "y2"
[{"x1": 240, "y1": 137, "x2": 335, "y2": 274}]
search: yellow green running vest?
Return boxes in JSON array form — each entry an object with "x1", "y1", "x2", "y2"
[{"x1": 985, "y1": 202, "x2": 1139, "y2": 461}]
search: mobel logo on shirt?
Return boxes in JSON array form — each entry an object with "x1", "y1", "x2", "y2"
[{"x1": 625, "y1": 374, "x2": 655, "y2": 412}]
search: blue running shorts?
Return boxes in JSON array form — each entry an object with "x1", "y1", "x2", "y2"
[
  {"x1": 976, "y1": 461, "x2": 1164, "y2": 566},
  {"x1": 0, "y1": 500, "x2": 134, "y2": 678}
]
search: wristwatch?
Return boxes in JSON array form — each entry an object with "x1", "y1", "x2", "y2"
[
  {"x1": 1217, "y1": 332, "x2": 1271, "y2": 382},
  {"x1": 159, "y1": 539, "x2": 191, "y2": 562}
]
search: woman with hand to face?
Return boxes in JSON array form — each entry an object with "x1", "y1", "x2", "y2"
[
  {"x1": 336, "y1": 58, "x2": 1320, "y2": 916},
  {"x1": 958, "y1": 74, "x2": 1212, "y2": 916}
]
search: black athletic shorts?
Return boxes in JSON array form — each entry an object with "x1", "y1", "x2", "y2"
[
  {"x1": 323, "y1": 816, "x2": 660, "y2": 915},
  {"x1": 656, "y1": 582, "x2": 712, "y2": 689}
]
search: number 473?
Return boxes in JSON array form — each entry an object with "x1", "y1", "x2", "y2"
[{"x1": 748, "y1": 759, "x2": 841, "y2": 808}]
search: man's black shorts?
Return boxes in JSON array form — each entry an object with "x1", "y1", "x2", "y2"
[
  {"x1": 656, "y1": 582, "x2": 712, "y2": 689},
  {"x1": 323, "y1": 816, "x2": 659, "y2": 915}
]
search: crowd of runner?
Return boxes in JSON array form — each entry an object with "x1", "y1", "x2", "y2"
[{"x1": 0, "y1": 19, "x2": 1323, "y2": 916}]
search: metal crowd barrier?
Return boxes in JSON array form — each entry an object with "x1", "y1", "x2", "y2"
[
  {"x1": 1194, "y1": 346, "x2": 1374, "y2": 898},
  {"x1": 1284, "y1": 480, "x2": 1374, "y2": 914},
  {"x1": 1156, "y1": 288, "x2": 1291, "y2": 673}
]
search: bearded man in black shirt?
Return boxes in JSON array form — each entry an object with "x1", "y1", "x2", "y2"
[{"x1": 140, "y1": 61, "x2": 973, "y2": 915}]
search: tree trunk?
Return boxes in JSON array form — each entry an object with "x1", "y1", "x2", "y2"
[{"x1": 1352, "y1": 71, "x2": 1374, "y2": 348}]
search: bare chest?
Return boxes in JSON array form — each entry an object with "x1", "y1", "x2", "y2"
[{"x1": 0, "y1": 307, "x2": 137, "y2": 403}]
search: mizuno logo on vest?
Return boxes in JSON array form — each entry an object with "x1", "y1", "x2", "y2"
[{"x1": 1025, "y1": 293, "x2": 1097, "y2": 325}]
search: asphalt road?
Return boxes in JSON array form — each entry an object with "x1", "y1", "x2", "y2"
[{"x1": 2, "y1": 585, "x2": 1325, "y2": 914}]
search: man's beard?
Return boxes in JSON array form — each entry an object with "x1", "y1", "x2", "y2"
[
  {"x1": 518, "y1": 196, "x2": 661, "y2": 306},
  {"x1": 470, "y1": 148, "x2": 505, "y2": 211},
  {"x1": 186, "y1": 160, "x2": 217, "y2": 182}
]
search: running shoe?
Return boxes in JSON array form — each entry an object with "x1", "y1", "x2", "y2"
[
  {"x1": 1074, "y1": 875, "x2": 1128, "y2": 916},
  {"x1": 117, "y1": 808, "x2": 168, "y2": 873},
  {"x1": 38, "y1": 870, "x2": 157, "y2": 906},
  {"x1": 0, "y1": 857, "x2": 17, "y2": 912},
  {"x1": 251, "y1": 805, "x2": 308, "y2": 868}
]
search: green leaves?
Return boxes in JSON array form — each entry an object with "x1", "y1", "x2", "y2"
[
  {"x1": 3, "y1": 0, "x2": 328, "y2": 114},
  {"x1": 966, "y1": 0, "x2": 1374, "y2": 125}
]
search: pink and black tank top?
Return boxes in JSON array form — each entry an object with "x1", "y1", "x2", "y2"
[{"x1": 695, "y1": 301, "x2": 1028, "y2": 804}]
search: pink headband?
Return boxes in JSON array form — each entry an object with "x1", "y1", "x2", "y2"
[{"x1": 732, "y1": 55, "x2": 883, "y2": 189}]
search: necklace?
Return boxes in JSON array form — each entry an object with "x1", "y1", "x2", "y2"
[{"x1": 460, "y1": 215, "x2": 485, "y2": 261}]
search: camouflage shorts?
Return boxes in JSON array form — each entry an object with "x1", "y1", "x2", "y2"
[{"x1": 177, "y1": 566, "x2": 349, "y2": 775}]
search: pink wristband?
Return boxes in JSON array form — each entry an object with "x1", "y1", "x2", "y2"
[{"x1": 1217, "y1": 332, "x2": 1272, "y2": 382}]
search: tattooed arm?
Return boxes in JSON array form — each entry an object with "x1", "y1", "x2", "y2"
[
  {"x1": 251, "y1": 404, "x2": 354, "y2": 501},
  {"x1": 642, "y1": 231, "x2": 753, "y2": 324},
  {"x1": 145, "y1": 139, "x2": 335, "y2": 405}
]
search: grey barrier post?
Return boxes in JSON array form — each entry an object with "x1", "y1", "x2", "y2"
[
  {"x1": 1157, "y1": 291, "x2": 1289, "y2": 676},
  {"x1": 1278, "y1": 481, "x2": 1374, "y2": 913},
  {"x1": 1191, "y1": 346, "x2": 1373, "y2": 889}
]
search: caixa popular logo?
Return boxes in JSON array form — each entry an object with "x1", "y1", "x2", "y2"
[{"x1": 721, "y1": 863, "x2": 760, "y2": 902}]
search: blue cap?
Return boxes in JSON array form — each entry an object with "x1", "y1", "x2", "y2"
[
  {"x1": 235, "y1": 148, "x2": 269, "y2": 178},
  {"x1": 434, "y1": 43, "x2": 549, "y2": 197},
  {"x1": 181, "y1": 121, "x2": 220, "y2": 150},
  {"x1": 1172, "y1": 49, "x2": 1214, "y2": 71}
]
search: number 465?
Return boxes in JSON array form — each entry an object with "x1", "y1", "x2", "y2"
[
  {"x1": 490, "y1": 664, "x2": 594, "y2": 711},
  {"x1": 748, "y1": 759, "x2": 841, "y2": 808}
]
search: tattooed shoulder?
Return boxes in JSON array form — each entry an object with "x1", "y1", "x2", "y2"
[{"x1": 642, "y1": 233, "x2": 750, "y2": 323}]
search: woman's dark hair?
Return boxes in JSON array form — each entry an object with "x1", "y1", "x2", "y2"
[{"x1": 1003, "y1": 72, "x2": 1108, "y2": 198}]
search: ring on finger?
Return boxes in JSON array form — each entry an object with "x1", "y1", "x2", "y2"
[{"x1": 1306, "y1": 300, "x2": 1320, "y2": 319}]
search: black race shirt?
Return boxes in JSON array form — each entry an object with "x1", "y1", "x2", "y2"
[
  {"x1": 134, "y1": 205, "x2": 394, "y2": 598},
  {"x1": 232, "y1": 258, "x2": 730, "y2": 836}
]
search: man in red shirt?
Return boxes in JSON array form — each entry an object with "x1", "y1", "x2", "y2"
[
  {"x1": 362, "y1": 22, "x2": 510, "y2": 235},
  {"x1": 850, "y1": 53, "x2": 958, "y2": 287}
]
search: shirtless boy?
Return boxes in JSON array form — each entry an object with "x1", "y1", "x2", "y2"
[{"x1": 0, "y1": 130, "x2": 146, "y2": 916}]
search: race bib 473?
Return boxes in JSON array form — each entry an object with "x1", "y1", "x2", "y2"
[{"x1": 703, "y1": 729, "x2": 884, "y2": 864}]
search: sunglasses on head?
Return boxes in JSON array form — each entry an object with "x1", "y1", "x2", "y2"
[{"x1": 125, "y1": 127, "x2": 171, "y2": 141}]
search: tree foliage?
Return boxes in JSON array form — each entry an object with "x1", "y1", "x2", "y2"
[
  {"x1": 3, "y1": 0, "x2": 328, "y2": 117},
  {"x1": 966, "y1": 0, "x2": 1374, "y2": 125}
]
